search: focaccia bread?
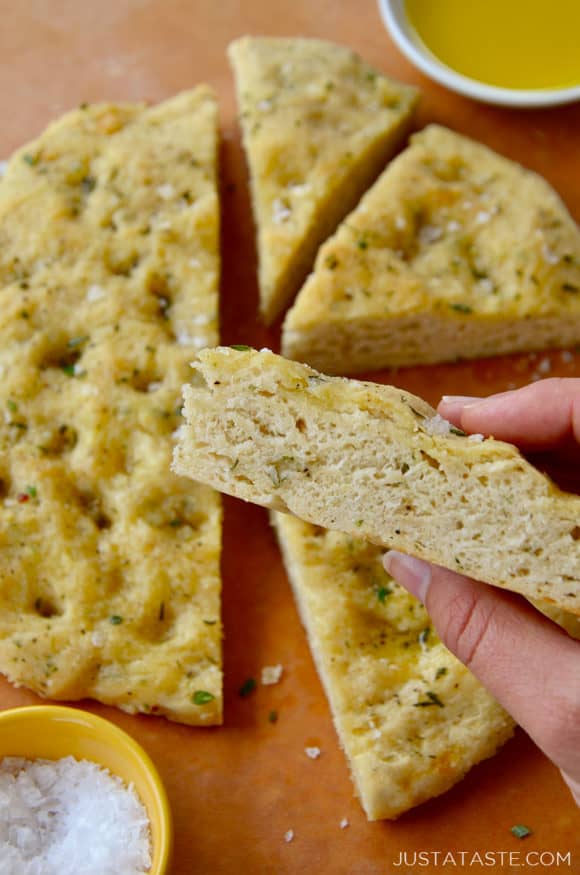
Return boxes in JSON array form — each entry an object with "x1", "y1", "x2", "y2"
[
  {"x1": 173, "y1": 347, "x2": 580, "y2": 615},
  {"x1": 282, "y1": 125, "x2": 580, "y2": 372},
  {"x1": 228, "y1": 36, "x2": 419, "y2": 323},
  {"x1": 0, "y1": 89, "x2": 223, "y2": 725},
  {"x1": 273, "y1": 514, "x2": 514, "y2": 819}
]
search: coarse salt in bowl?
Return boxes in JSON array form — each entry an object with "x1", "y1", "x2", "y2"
[{"x1": 0, "y1": 705, "x2": 172, "y2": 875}]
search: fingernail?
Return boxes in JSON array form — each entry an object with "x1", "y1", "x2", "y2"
[
  {"x1": 438, "y1": 395, "x2": 482, "y2": 421},
  {"x1": 383, "y1": 551, "x2": 432, "y2": 604}
]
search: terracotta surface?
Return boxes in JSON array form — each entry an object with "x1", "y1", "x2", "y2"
[{"x1": 1, "y1": 2, "x2": 579, "y2": 873}]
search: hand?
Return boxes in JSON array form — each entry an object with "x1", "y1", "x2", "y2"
[{"x1": 384, "y1": 378, "x2": 580, "y2": 807}]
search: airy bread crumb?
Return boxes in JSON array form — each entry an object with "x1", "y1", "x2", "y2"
[{"x1": 174, "y1": 347, "x2": 580, "y2": 615}]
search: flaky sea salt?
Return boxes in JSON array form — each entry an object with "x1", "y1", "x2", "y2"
[
  {"x1": 423, "y1": 414, "x2": 452, "y2": 436},
  {"x1": 0, "y1": 756, "x2": 151, "y2": 875},
  {"x1": 261, "y1": 664, "x2": 283, "y2": 686},
  {"x1": 284, "y1": 829, "x2": 295, "y2": 843},
  {"x1": 339, "y1": 818, "x2": 349, "y2": 829},
  {"x1": 272, "y1": 198, "x2": 291, "y2": 224},
  {"x1": 156, "y1": 183, "x2": 175, "y2": 200},
  {"x1": 305, "y1": 747, "x2": 321, "y2": 760},
  {"x1": 86, "y1": 284, "x2": 105, "y2": 303}
]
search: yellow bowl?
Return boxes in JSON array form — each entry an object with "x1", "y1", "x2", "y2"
[{"x1": 0, "y1": 705, "x2": 172, "y2": 874}]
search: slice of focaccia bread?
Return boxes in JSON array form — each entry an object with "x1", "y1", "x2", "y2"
[
  {"x1": 174, "y1": 348, "x2": 580, "y2": 615},
  {"x1": 273, "y1": 514, "x2": 514, "y2": 819},
  {"x1": 0, "y1": 88, "x2": 223, "y2": 725},
  {"x1": 282, "y1": 124, "x2": 580, "y2": 373},
  {"x1": 228, "y1": 36, "x2": 419, "y2": 324}
]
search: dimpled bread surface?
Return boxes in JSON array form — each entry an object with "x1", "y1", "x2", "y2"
[
  {"x1": 0, "y1": 87, "x2": 223, "y2": 725},
  {"x1": 282, "y1": 125, "x2": 580, "y2": 372},
  {"x1": 229, "y1": 36, "x2": 419, "y2": 323},
  {"x1": 273, "y1": 514, "x2": 513, "y2": 819},
  {"x1": 174, "y1": 347, "x2": 580, "y2": 616}
]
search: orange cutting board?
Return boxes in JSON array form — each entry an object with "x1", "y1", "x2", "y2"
[{"x1": 0, "y1": 2, "x2": 579, "y2": 872}]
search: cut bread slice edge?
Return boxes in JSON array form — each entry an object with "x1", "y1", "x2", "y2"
[{"x1": 173, "y1": 348, "x2": 580, "y2": 615}]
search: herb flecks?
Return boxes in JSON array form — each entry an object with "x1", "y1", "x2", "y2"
[
  {"x1": 239, "y1": 677, "x2": 257, "y2": 698},
  {"x1": 450, "y1": 426, "x2": 467, "y2": 437},
  {"x1": 450, "y1": 303, "x2": 473, "y2": 314},
  {"x1": 230, "y1": 344, "x2": 251, "y2": 351},
  {"x1": 377, "y1": 586, "x2": 392, "y2": 603},
  {"x1": 192, "y1": 690, "x2": 215, "y2": 705},
  {"x1": 268, "y1": 709, "x2": 278, "y2": 724},
  {"x1": 414, "y1": 690, "x2": 444, "y2": 708},
  {"x1": 109, "y1": 615, "x2": 123, "y2": 625},
  {"x1": 511, "y1": 824, "x2": 532, "y2": 839}
]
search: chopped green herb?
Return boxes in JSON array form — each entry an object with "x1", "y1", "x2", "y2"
[
  {"x1": 401, "y1": 462, "x2": 409, "y2": 473},
  {"x1": 239, "y1": 677, "x2": 257, "y2": 698},
  {"x1": 203, "y1": 619, "x2": 217, "y2": 626},
  {"x1": 26, "y1": 486, "x2": 37, "y2": 499},
  {"x1": 355, "y1": 519, "x2": 364, "y2": 527},
  {"x1": 22, "y1": 153, "x2": 38, "y2": 166},
  {"x1": 230, "y1": 344, "x2": 251, "y2": 351},
  {"x1": 192, "y1": 690, "x2": 215, "y2": 705},
  {"x1": 414, "y1": 691, "x2": 444, "y2": 708},
  {"x1": 450, "y1": 426, "x2": 467, "y2": 437},
  {"x1": 377, "y1": 586, "x2": 392, "y2": 603},
  {"x1": 169, "y1": 518, "x2": 183, "y2": 528},
  {"x1": 357, "y1": 238, "x2": 369, "y2": 250},
  {"x1": 6, "y1": 400, "x2": 17, "y2": 413},
  {"x1": 325, "y1": 253, "x2": 339, "y2": 270},
  {"x1": 435, "y1": 667, "x2": 448, "y2": 680},
  {"x1": 511, "y1": 824, "x2": 532, "y2": 839},
  {"x1": 81, "y1": 176, "x2": 96, "y2": 194},
  {"x1": 61, "y1": 364, "x2": 76, "y2": 377},
  {"x1": 109, "y1": 615, "x2": 123, "y2": 625},
  {"x1": 230, "y1": 458, "x2": 239, "y2": 471},
  {"x1": 268, "y1": 709, "x2": 278, "y2": 724},
  {"x1": 450, "y1": 303, "x2": 473, "y2": 314}
]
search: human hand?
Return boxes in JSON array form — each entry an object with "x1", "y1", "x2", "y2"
[{"x1": 384, "y1": 378, "x2": 580, "y2": 807}]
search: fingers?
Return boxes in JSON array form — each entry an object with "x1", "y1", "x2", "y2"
[
  {"x1": 383, "y1": 551, "x2": 580, "y2": 792},
  {"x1": 438, "y1": 378, "x2": 580, "y2": 451}
]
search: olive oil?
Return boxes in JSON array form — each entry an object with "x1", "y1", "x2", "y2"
[{"x1": 405, "y1": 0, "x2": 580, "y2": 90}]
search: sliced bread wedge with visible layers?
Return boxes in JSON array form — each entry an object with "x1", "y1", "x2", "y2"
[
  {"x1": 229, "y1": 37, "x2": 419, "y2": 323},
  {"x1": 173, "y1": 348, "x2": 580, "y2": 615},
  {"x1": 273, "y1": 513, "x2": 514, "y2": 819},
  {"x1": 282, "y1": 125, "x2": 580, "y2": 372}
]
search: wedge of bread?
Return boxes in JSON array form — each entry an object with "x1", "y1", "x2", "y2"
[
  {"x1": 273, "y1": 514, "x2": 514, "y2": 819},
  {"x1": 228, "y1": 37, "x2": 419, "y2": 324},
  {"x1": 0, "y1": 89, "x2": 223, "y2": 725},
  {"x1": 174, "y1": 348, "x2": 580, "y2": 615},
  {"x1": 282, "y1": 125, "x2": 580, "y2": 373}
]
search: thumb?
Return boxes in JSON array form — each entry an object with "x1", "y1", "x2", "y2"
[{"x1": 383, "y1": 551, "x2": 580, "y2": 805}]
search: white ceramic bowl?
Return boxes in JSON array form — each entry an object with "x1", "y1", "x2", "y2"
[{"x1": 378, "y1": 0, "x2": 580, "y2": 108}]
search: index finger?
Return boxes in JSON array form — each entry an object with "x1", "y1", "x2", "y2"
[{"x1": 438, "y1": 378, "x2": 580, "y2": 451}]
